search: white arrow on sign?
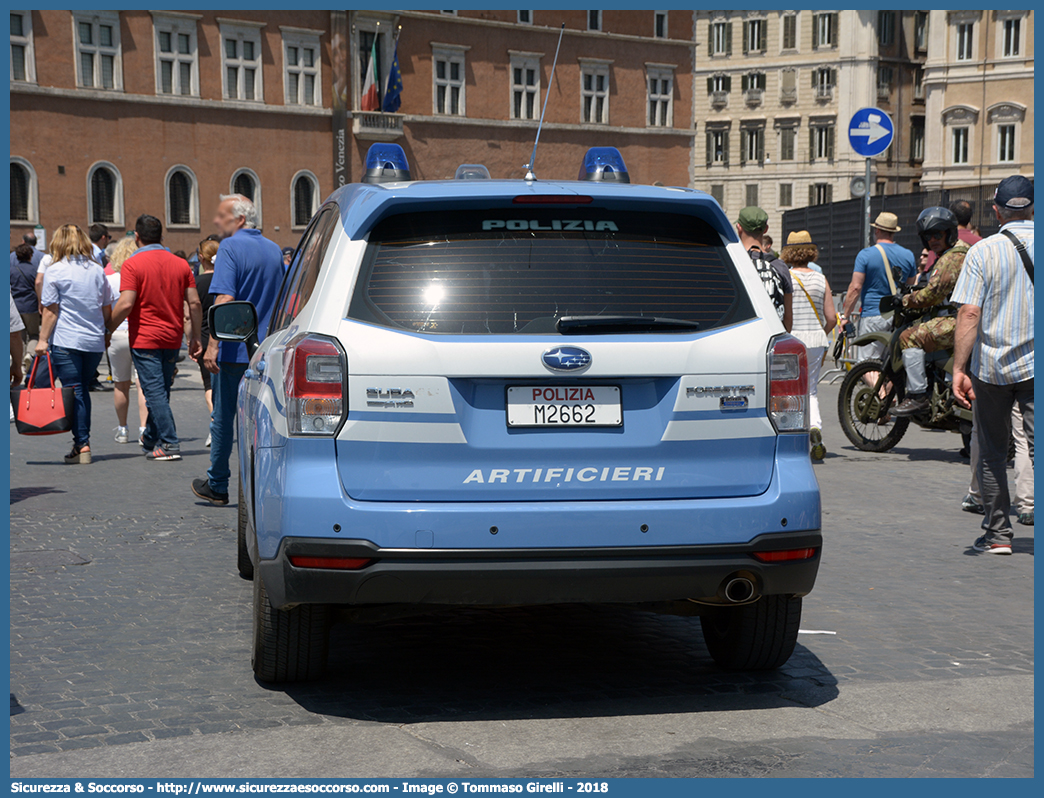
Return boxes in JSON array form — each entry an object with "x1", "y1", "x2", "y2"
[{"x1": 849, "y1": 113, "x2": 890, "y2": 145}]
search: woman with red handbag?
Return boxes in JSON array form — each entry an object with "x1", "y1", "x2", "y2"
[{"x1": 35, "y1": 225, "x2": 115, "y2": 464}]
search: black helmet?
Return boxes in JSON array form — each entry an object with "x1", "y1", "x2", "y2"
[{"x1": 916, "y1": 206, "x2": 959, "y2": 251}]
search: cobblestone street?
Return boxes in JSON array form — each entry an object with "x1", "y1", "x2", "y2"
[{"x1": 9, "y1": 369, "x2": 1034, "y2": 777}]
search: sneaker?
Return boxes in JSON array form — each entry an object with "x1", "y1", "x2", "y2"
[
  {"x1": 145, "y1": 445, "x2": 182, "y2": 461},
  {"x1": 1017, "y1": 511, "x2": 1034, "y2": 526},
  {"x1": 205, "y1": 433, "x2": 211, "y2": 448},
  {"x1": 64, "y1": 445, "x2": 91, "y2": 465},
  {"x1": 809, "y1": 427, "x2": 826, "y2": 461},
  {"x1": 961, "y1": 495, "x2": 985, "y2": 515},
  {"x1": 114, "y1": 426, "x2": 129, "y2": 444},
  {"x1": 191, "y1": 477, "x2": 229, "y2": 506},
  {"x1": 972, "y1": 535, "x2": 1012, "y2": 555},
  {"x1": 892, "y1": 394, "x2": 930, "y2": 417}
]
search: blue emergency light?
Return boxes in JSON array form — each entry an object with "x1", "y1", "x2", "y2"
[
  {"x1": 579, "y1": 147, "x2": 630, "y2": 183},
  {"x1": 363, "y1": 143, "x2": 412, "y2": 184}
]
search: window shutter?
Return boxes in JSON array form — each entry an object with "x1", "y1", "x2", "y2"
[
  {"x1": 830, "y1": 13, "x2": 838, "y2": 45},
  {"x1": 809, "y1": 127, "x2": 816, "y2": 162},
  {"x1": 826, "y1": 185, "x2": 833, "y2": 204},
  {"x1": 707, "y1": 76, "x2": 714, "y2": 94},
  {"x1": 741, "y1": 74, "x2": 748, "y2": 91},
  {"x1": 723, "y1": 131, "x2": 730, "y2": 164},
  {"x1": 809, "y1": 184, "x2": 816, "y2": 205},
  {"x1": 724, "y1": 75, "x2": 731, "y2": 92},
  {"x1": 812, "y1": 15, "x2": 819, "y2": 49},
  {"x1": 742, "y1": 21, "x2": 749, "y2": 54},
  {"x1": 759, "y1": 20, "x2": 767, "y2": 52},
  {"x1": 726, "y1": 23, "x2": 733, "y2": 55},
  {"x1": 757, "y1": 129, "x2": 765, "y2": 163},
  {"x1": 830, "y1": 68, "x2": 837, "y2": 86},
  {"x1": 827, "y1": 127, "x2": 835, "y2": 161},
  {"x1": 706, "y1": 132, "x2": 713, "y2": 166},
  {"x1": 811, "y1": 69, "x2": 817, "y2": 89},
  {"x1": 740, "y1": 131, "x2": 747, "y2": 164}
]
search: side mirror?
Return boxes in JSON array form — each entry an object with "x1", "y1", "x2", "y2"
[
  {"x1": 209, "y1": 301, "x2": 260, "y2": 357},
  {"x1": 878, "y1": 294, "x2": 896, "y2": 314}
]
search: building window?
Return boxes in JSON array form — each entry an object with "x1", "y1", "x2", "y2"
[
  {"x1": 877, "y1": 11, "x2": 895, "y2": 47},
  {"x1": 812, "y1": 12, "x2": 837, "y2": 49},
  {"x1": 710, "y1": 184, "x2": 725, "y2": 208},
  {"x1": 510, "y1": 55, "x2": 540, "y2": 120},
  {"x1": 745, "y1": 184, "x2": 759, "y2": 207},
  {"x1": 588, "y1": 11, "x2": 601, "y2": 32},
  {"x1": 221, "y1": 22, "x2": 263, "y2": 102},
  {"x1": 779, "y1": 127, "x2": 796, "y2": 161},
  {"x1": 743, "y1": 19, "x2": 766, "y2": 54},
  {"x1": 914, "y1": 11, "x2": 929, "y2": 53},
  {"x1": 283, "y1": 29, "x2": 321, "y2": 106},
  {"x1": 707, "y1": 129, "x2": 729, "y2": 166},
  {"x1": 997, "y1": 124, "x2": 1016, "y2": 163},
  {"x1": 433, "y1": 46, "x2": 466, "y2": 116},
  {"x1": 780, "y1": 67, "x2": 797, "y2": 102},
  {"x1": 166, "y1": 166, "x2": 198, "y2": 227},
  {"x1": 518, "y1": 11, "x2": 532, "y2": 25},
  {"x1": 654, "y1": 11, "x2": 667, "y2": 39},
  {"x1": 73, "y1": 12, "x2": 121, "y2": 90},
  {"x1": 292, "y1": 171, "x2": 320, "y2": 228},
  {"x1": 10, "y1": 158, "x2": 37, "y2": 223},
  {"x1": 87, "y1": 162, "x2": 122, "y2": 225},
  {"x1": 580, "y1": 64, "x2": 609, "y2": 124},
  {"x1": 813, "y1": 67, "x2": 836, "y2": 100},
  {"x1": 10, "y1": 11, "x2": 35, "y2": 83},
  {"x1": 877, "y1": 65, "x2": 893, "y2": 99},
  {"x1": 782, "y1": 14, "x2": 797, "y2": 50},
  {"x1": 910, "y1": 119, "x2": 925, "y2": 162},
  {"x1": 742, "y1": 72, "x2": 765, "y2": 91},
  {"x1": 1001, "y1": 16, "x2": 1021, "y2": 58},
  {"x1": 810, "y1": 183, "x2": 833, "y2": 206},
  {"x1": 952, "y1": 127, "x2": 969, "y2": 164},
  {"x1": 779, "y1": 183, "x2": 793, "y2": 208},
  {"x1": 741, "y1": 127, "x2": 765, "y2": 165},
  {"x1": 153, "y1": 14, "x2": 198, "y2": 96},
  {"x1": 647, "y1": 68, "x2": 672, "y2": 127},
  {"x1": 441, "y1": 10, "x2": 457, "y2": 15},
  {"x1": 913, "y1": 66, "x2": 924, "y2": 100},
  {"x1": 956, "y1": 22, "x2": 974, "y2": 61},
  {"x1": 708, "y1": 74, "x2": 731, "y2": 94},
  {"x1": 230, "y1": 168, "x2": 261, "y2": 226},
  {"x1": 710, "y1": 21, "x2": 732, "y2": 56},
  {"x1": 810, "y1": 124, "x2": 835, "y2": 162}
]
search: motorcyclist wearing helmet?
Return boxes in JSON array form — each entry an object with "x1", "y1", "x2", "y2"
[{"x1": 892, "y1": 207, "x2": 971, "y2": 416}]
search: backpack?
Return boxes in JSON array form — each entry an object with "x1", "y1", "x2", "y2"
[{"x1": 749, "y1": 248, "x2": 787, "y2": 321}]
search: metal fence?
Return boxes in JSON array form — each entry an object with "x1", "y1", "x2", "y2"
[{"x1": 781, "y1": 185, "x2": 1003, "y2": 291}]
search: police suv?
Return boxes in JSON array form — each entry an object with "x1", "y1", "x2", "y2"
[{"x1": 211, "y1": 145, "x2": 821, "y2": 683}]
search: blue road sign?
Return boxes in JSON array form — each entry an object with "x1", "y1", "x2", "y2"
[{"x1": 848, "y1": 108, "x2": 894, "y2": 157}]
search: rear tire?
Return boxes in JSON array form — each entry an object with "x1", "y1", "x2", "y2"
[
  {"x1": 237, "y1": 475, "x2": 253, "y2": 580},
  {"x1": 701, "y1": 595, "x2": 802, "y2": 670},
  {"x1": 252, "y1": 570, "x2": 330, "y2": 683},
  {"x1": 837, "y1": 360, "x2": 911, "y2": 452}
]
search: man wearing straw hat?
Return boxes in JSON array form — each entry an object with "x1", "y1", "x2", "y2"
[{"x1": 839, "y1": 211, "x2": 917, "y2": 364}]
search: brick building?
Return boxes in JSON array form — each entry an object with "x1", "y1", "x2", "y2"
[{"x1": 9, "y1": 9, "x2": 695, "y2": 253}]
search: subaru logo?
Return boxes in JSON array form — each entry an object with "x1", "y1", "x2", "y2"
[{"x1": 542, "y1": 346, "x2": 592, "y2": 372}]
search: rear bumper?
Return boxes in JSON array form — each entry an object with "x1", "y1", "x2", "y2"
[{"x1": 258, "y1": 530, "x2": 821, "y2": 610}]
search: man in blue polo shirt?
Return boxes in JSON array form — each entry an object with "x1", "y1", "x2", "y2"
[{"x1": 192, "y1": 194, "x2": 283, "y2": 506}]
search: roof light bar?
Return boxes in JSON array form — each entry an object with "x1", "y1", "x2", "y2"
[
  {"x1": 363, "y1": 143, "x2": 411, "y2": 184},
  {"x1": 579, "y1": 147, "x2": 630, "y2": 183}
]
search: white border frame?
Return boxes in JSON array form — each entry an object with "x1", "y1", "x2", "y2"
[
  {"x1": 290, "y1": 170, "x2": 320, "y2": 230},
  {"x1": 165, "y1": 164, "x2": 200, "y2": 229},
  {"x1": 10, "y1": 10, "x2": 37, "y2": 84},
  {"x1": 71, "y1": 10, "x2": 123, "y2": 92},
  {"x1": 230, "y1": 168, "x2": 262, "y2": 227},
  {"x1": 10, "y1": 156, "x2": 39, "y2": 224},
  {"x1": 86, "y1": 160, "x2": 124, "y2": 227}
]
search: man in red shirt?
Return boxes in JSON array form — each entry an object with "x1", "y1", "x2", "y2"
[{"x1": 109, "y1": 215, "x2": 202, "y2": 461}]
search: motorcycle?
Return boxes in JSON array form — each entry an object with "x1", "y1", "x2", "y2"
[{"x1": 837, "y1": 288, "x2": 972, "y2": 453}]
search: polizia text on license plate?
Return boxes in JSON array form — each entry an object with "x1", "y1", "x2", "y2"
[{"x1": 506, "y1": 386, "x2": 622, "y2": 428}]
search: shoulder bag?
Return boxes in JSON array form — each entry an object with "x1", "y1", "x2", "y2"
[
  {"x1": 10, "y1": 354, "x2": 76, "y2": 436},
  {"x1": 791, "y1": 271, "x2": 826, "y2": 331}
]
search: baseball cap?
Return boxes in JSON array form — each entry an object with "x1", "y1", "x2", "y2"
[
  {"x1": 281, "y1": 247, "x2": 294, "y2": 258},
  {"x1": 737, "y1": 206, "x2": 769, "y2": 235},
  {"x1": 994, "y1": 175, "x2": 1033, "y2": 209}
]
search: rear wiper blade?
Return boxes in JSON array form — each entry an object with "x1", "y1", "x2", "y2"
[{"x1": 556, "y1": 315, "x2": 701, "y2": 334}]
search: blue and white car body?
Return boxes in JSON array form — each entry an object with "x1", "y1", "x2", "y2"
[{"x1": 228, "y1": 147, "x2": 821, "y2": 681}]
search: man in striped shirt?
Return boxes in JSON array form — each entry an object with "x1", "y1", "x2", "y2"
[{"x1": 951, "y1": 175, "x2": 1034, "y2": 556}]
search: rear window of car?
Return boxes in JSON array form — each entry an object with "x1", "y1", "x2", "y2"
[{"x1": 347, "y1": 208, "x2": 755, "y2": 335}]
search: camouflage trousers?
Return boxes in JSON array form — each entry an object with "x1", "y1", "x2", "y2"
[{"x1": 899, "y1": 316, "x2": 955, "y2": 353}]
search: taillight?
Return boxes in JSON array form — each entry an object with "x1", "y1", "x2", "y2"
[
  {"x1": 289, "y1": 556, "x2": 372, "y2": 570},
  {"x1": 283, "y1": 334, "x2": 346, "y2": 436},
  {"x1": 752, "y1": 548, "x2": 817, "y2": 563},
  {"x1": 768, "y1": 335, "x2": 808, "y2": 433}
]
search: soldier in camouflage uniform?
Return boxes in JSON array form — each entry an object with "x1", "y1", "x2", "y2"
[{"x1": 894, "y1": 208, "x2": 969, "y2": 416}]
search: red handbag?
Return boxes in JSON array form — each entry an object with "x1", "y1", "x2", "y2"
[{"x1": 10, "y1": 355, "x2": 76, "y2": 436}]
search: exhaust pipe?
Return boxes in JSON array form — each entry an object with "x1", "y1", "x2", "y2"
[{"x1": 722, "y1": 576, "x2": 756, "y2": 604}]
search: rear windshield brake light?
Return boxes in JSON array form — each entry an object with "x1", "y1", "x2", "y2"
[{"x1": 513, "y1": 195, "x2": 593, "y2": 205}]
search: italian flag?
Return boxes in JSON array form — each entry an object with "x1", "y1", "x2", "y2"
[{"x1": 360, "y1": 38, "x2": 380, "y2": 111}]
